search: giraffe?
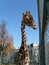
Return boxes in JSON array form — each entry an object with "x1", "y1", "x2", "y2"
[{"x1": 15, "y1": 11, "x2": 37, "y2": 65}]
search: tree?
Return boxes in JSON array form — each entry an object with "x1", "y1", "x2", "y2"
[
  {"x1": 0, "y1": 21, "x2": 7, "y2": 53},
  {"x1": 0, "y1": 21, "x2": 15, "y2": 64},
  {"x1": 0, "y1": 21, "x2": 14, "y2": 48}
]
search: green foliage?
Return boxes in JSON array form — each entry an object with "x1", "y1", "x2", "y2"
[{"x1": 0, "y1": 45, "x2": 3, "y2": 51}]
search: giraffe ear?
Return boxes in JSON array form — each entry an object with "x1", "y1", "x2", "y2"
[
  {"x1": 29, "y1": 11, "x2": 30, "y2": 14},
  {"x1": 23, "y1": 13, "x2": 24, "y2": 16}
]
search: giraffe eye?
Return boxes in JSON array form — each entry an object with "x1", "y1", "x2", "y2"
[
  {"x1": 25, "y1": 16, "x2": 29, "y2": 21},
  {"x1": 26, "y1": 18, "x2": 28, "y2": 20}
]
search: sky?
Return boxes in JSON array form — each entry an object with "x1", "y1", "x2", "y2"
[{"x1": 0, "y1": 0, "x2": 39, "y2": 48}]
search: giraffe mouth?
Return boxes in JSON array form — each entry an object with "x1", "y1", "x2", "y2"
[
  {"x1": 27, "y1": 22, "x2": 37, "y2": 29},
  {"x1": 32, "y1": 24, "x2": 37, "y2": 29}
]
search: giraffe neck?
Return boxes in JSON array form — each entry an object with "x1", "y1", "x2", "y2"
[
  {"x1": 21, "y1": 22, "x2": 27, "y2": 45},
  {"x1": 19, "y1": 21, "x2": 30, "y2": 65}
]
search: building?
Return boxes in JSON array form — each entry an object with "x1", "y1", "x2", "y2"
[{"x1": 28, "y1": 43, "x2": 39, "y2": 65}]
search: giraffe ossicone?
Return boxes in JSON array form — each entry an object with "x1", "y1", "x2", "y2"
[{"x1": 15, "y1": 11, "x2": 37, "y2": 65}]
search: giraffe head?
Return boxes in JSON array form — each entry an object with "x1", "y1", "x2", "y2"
[{"x1": 22, "y1": 11, "x2": 37, "y2": 29}]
